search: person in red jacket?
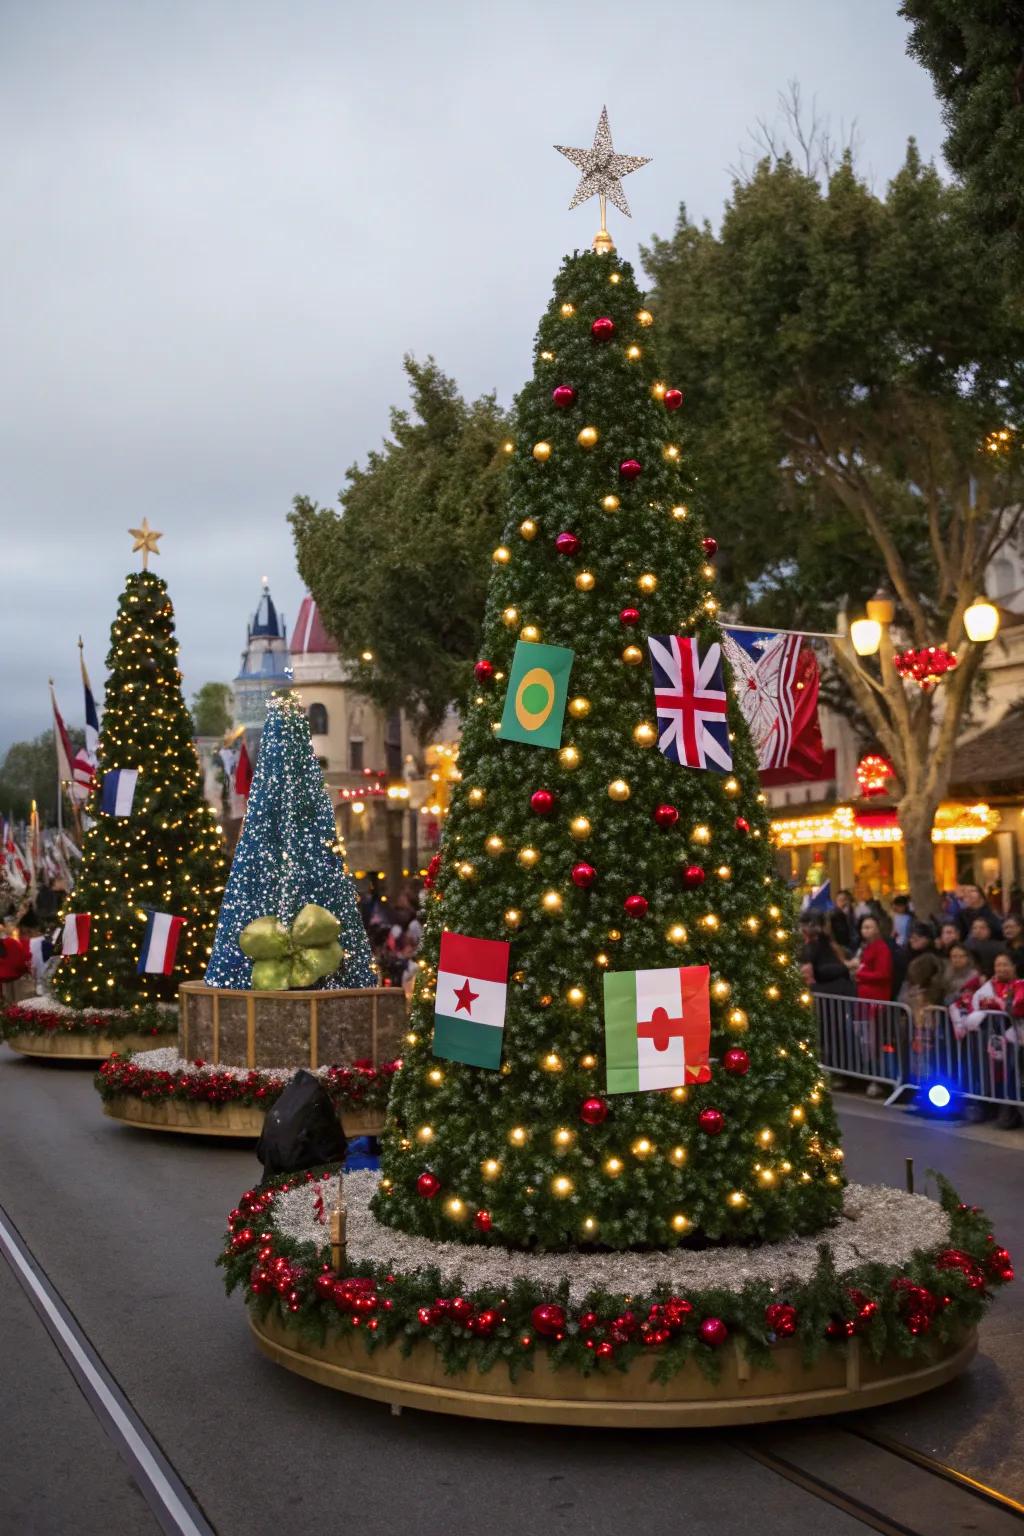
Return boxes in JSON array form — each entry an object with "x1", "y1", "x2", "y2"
[{"x1": 846, "y1": 915, "x2": 896, "y2": 1097}]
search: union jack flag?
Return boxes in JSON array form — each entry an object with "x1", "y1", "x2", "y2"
[
  {"x1": 721, "y1": 628, "x2": 802, "y2": 770},
  {"x1": 648, "y1": 635, "x2": 732, "y2": 772}
]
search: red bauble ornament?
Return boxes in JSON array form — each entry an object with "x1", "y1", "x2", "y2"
[
  {"x1": 654, "y1": 803, "x2": 680, "y2": 829},
  {"x1": 448, "y1": 1296, "x2": 475, "y2": 1323},
  {"x1": 473, "y1": 1210, "x2": 492, "y2": 1233},
  {"x1": 663, "y1": 388, "x2": 684, "y2": 411},
  {"x1": 474, "y1": 658, "x2": 495, "y2": 683},
  {"x1": 416, "y1": 1171, "x2": 441, "y2": 1199},
  {"x1": 681, "y1": 863, "x2": 706, "y2": 889},
  {"x1": 697, "y1": 1106, "x2": 724, "y2": 1135},
  {"x1": 531, "y1": 1303, "x2": 566, "y2": 1338},
  {"x1": 701, "y1": 536, "x2": 718, "y2": 557},
  {"x1": 734, "y1": 816, "x2": 751, "y2": 834},
  {"x1": 580, "y1": 1096, "x2": 609, "y2": 1126},
  {"x1": 765, "y1": 1302, "x2": 798, "y2": 1338},
  {"x1": 469, "y1": 1308, "x2": 500, "y2": 1338},
  {"x1": 619, "y1": 606, "x2": 640, "y2": 627},
  {"x1": 595, "y1": 1340, "x2": 615, "y2": 1360},
  {"x1": 555, "y1": 531, "x2": 581, "y2": 556},
  {"x1": 423, "y1": 852, "x2": 442, "y2": 891},
  {"x1": 825, "y1": 1317, "x2": 854, "y2": 1341},
  {"x1": 722, "y1": 1047, "x2": 750, "y2": 1076},
  {"x1": 591, "y1": 316, "x2": 615, "y2": 341},
  {"x1": 571, "y1": 862, "x2": 597, "y2": 889},
  {"x1": 699, "y1": 1317, "x2": 729, "y2": 1348},
  {"x1": 530, "y1": 788, "x2": 556, "y2": 816},
  {"x1": 619, "y1": 458, "x2": 642, "y2": 481},
  {"x1": 624, "y1": 893, "x2": 649, "y2": 918},
  {"x1": 552, "y1": 384, "x2": 577, "y2": 408},
  {"x1": 664, "y1": 1297, "x2": 694, "y2": 1330},
  {"x1": 315, "y1": 1272, "x2": 336, "y2": 1300},
  {"x1": 578, "y1": 1310, "x2": 599, "y2": 1332}
]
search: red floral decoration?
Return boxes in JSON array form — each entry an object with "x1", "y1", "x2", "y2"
[
  {"x1": 856, "y1": 753, "x2": 895, "y2": 798},
  {"x1": 893, "y1": 646, "x2": 958, "y2": 691}
]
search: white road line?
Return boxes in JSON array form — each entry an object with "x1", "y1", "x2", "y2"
[{"x1": 0, "y1": 1204, "x2": 214, "y2": 1536}]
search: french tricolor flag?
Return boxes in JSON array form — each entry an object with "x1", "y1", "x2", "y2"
[
  {"x1": 62, "y1": 914, "x2": 91, "y2": 955},
  {"x1": 102, "y1": 769, "x2": 139, "y2": 817},
  {"x1": 137, "y1": 911, "x2": 185, "y2": 975}
]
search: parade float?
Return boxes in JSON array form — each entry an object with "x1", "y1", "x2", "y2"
[
  {"x1": 3, "y1": 524, "x2": 224, "y2": 1063},
  {"x1": 219, "y1": 115, "x2": 1011, "y2": 1423},
  {"x1": 98, "y1": 691, "x2": 406, "y2": 1138}
]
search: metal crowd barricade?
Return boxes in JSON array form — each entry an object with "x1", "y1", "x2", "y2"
[
  {"x1": 813, "y1": 993, "x2": 914, "y2": 1106},
  {"x1": 917, "y1": 1005, "x2": 1024, "y2": 1109}
]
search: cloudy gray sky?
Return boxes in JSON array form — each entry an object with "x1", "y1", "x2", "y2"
[{"x1": 1, "y1": 0, "x2": 944, "y2": 763}]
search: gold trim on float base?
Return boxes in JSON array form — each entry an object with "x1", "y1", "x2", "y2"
[
  {"x1": 102, "y1": 1094, "x2": 384, "y2": 1140},
  {"x1": 249, "y1": 1313, "x2": 977, "y2": 1427},
  {"x1": 5, "y1": 1031, "x2": 172, "y2": 1063}
]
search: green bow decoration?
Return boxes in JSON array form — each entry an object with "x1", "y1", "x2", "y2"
[{"x1": 238, "y1": 904, "x2": 345, "y2": 990}]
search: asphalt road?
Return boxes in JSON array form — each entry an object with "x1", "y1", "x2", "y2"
[{"x1": 1, "y1": 1051, "x2": 1021, "y2": 1536}]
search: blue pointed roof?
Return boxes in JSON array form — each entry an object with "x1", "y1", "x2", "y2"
[{"x1": 250, "y1": 579, "x2": 285, "y2": 640}]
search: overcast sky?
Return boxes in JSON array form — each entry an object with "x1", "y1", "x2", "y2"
[{"x1": 0, "y1": 0, "x2": 945, "y2": 762}]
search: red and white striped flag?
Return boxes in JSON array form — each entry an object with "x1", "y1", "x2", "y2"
[{"x1": 62, "y1": 913, "x2": 91, "y2": 954}]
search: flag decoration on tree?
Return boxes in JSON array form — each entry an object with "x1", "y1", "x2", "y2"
[
  {"x1": 497, "y1": 640, "x2": 575, "y2": 749},
  {"x1": 647, "y1": 635, "x2": 732, "y2": 772},
  {"x1": 433, "y1": 931, "x2": 510, "y2": 1069},
  {"x1": 137, "y1": 911, "x2": 186, "y2": 975},
  {"x1": 603, "y1": 965, "x2": 712, "y2": 1095},
  {"x1": 758, "y1": 645, "x2": 826, "y2": 784},
  {"x1": 721, "y1": 629, "x2": 823, "y2": 778},
  {"x1": 101, "y1": 768, "x2": 139, "y2": 817},
  {"x1": 62, "y1": 913, "x2": 91, "y2": 955}
]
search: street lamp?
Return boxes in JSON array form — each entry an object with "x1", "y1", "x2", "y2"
[
  {"x1": 850, "y1": 617, "x2": 882, "y2": 656},
  {"x1": 964, "y1": 597, "x2": 1000, "y2": 644}
]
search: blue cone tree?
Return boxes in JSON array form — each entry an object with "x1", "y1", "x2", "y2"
[{"x1": 205, "y1": 692, "x2": 374, "y2": 989}]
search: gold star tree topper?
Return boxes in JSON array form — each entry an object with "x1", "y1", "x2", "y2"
[
  {"x1": 128, "y1": 518, "x2": 163, "y2": 570},
  {"x1": 555, "y1": 106, "x2": 651, "y2": 254}
]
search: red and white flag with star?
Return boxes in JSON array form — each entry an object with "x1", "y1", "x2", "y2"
[{"x1": 433, "y1": 931, "x2": 510, "y2": 1071}]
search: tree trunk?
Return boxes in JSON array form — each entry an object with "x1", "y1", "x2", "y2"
[
  {"x1": 898, "y1": 792, "x2": 941, "y2": 921},
  {"x1": 385, "y1": 807, "x2": 404, "y2": 903}
]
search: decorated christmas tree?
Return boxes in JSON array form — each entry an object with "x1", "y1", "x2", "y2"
[
  {"x1": 376, "y1": 132, "x2": 844, "y2": 1253},
  {"x1": 205, "y1": 691, "x2": 374, "y2": 990},
  {"x1": 59, "y1": 526, "x2": 227, "y2": 1009}
]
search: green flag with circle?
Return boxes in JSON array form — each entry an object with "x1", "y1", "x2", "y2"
[{"x1": 497, "y1": 640, "x2": 575, "y2": 749}]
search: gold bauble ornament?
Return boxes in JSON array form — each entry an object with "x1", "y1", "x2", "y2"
[
  {"x1": 626, "y1": 344, "x2": 641, "y2": 361},
  {"x1": 569, "y1": 814, "x2": 591, "y2": 840},
  {"x1": 519, "y1": 518, "x2": 538, "y2": 541},
  {"x1": 467, "y1": 786, "x2": 486, "y2": 807},
  {"x1": 637, "y1": 572, "x2": 658, "y2": 594},
  {"x1": 717, "y1": 864, "x2": 732, "y2": 881},
  {"x1": 723, "y1": 777, "x2": 740, "y2": 797},
  {"x1": 663, "y1": 444, "x2": 681, "y2": 462},
  {"x1": 608, "y1": 271, "x2": 621, "y2": 285},
  {"x1": 711, "y1": 978, "x2": 731, "y2": 1001},
  {"x1": 541, "y1": 889, "x2": 563, "y2": 914},
  {"x1": 727, "y1": 1008, "x2": 749, "y2": 1033},
  {"x1": 601, "y1": 494, "x2": 620, "y2": 512},
  {"x1": 608, "y1": 778, "x2": 631, "y2": 802},
  {"x1": 691, "y1": 824, "x2": 711, "y2": 844},
  {"x1": 558, "y1": 745, "x2": 581, "y2": 770},
  {"x1": 520, "y1": 624, "x2": 541, "y2": 643},
  {"x1": 504, "y1": 908, "x2": 522, "y2": 929},
  {"x1": 622, "y1": 644, "x2": 643, "y2": 666},
  {"x1": 575, "y1": 570, "x2": 596, "y2": 592},
  {"x1": 502, "y1": 606, "x2": 519, "y2": 628},
  {"x1": 568, "y1": 696, "x2": 591, "y2": 718},
  {"x1": 518, "y1": 846, "x2": 540, "y2": 868},
  {"x1": 637, "y1": 309, "x2": 654, "y2": 327},
  {"x1": 566, "y1": 986, "x2": 586, "y2": 1007},
  {"x1": 666, "y1": 923, "x2": 687, "y2": 946},
  {"x1": 532, "y1": 441, "x2": 552, "y2": 462},
  {"x1": 492, "y1": 545, "x2": 510, "y2": 564},
  {"x1": 577, "y1": 426, "x2": 599, "y2": 448},
  {"x1": 560, "y1": 302, "x2": 575, "y2": 318},
  {"x1": 651, "y1": 381, "x2": 667, "y2": 400},
  {"x1": 485, "y1": 834, "x2": 504, "y2": 855},
  {"x1": 671, "y1": 504, "x2": 688, "y2": 521},
  {"x1": 632, "y1": 721, "x2": 657, "y2": 747}
]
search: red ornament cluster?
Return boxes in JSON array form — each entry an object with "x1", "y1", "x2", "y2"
[
  {"x1": 893, "y1": 646, "x2": 958, "y2": 691},
  {"x1": 423, "y1": 852, "x2": 442, "y2": 891},
  {"x1": 96, "y1": 1053, "x2": 396, "y2": 1113},
  {"x1": 765, "y1": 1302, "x2": 798, "y2": 1338}
]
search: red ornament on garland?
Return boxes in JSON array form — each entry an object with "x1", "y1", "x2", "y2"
[
  {"x1": 416, "y1": 1171, "x2": 441, "y2": 1199},
  {"x1": 473, "y1": 1210, "x2": 493, "y2": 1234},
  {"x1": 571, "y1": 861, "x2": 597, "y2": 889},
  {"x1": 595, "y1": 1340, "x2": 615, "y2": 1360},
  {"x1": 555, "y1": 531, "x2": 581, "y2": 556},
  {"x1": 591, "y1": 316, "x2": 615, "y2": 341},
  {"x1": 681, "y1": 863, "x2": 706, "y2": 889},
  {"x1": 619, "y1": 458, "x2": 642, "y2": 481},
  {"x1": 474, "y1": 658, "x2": 495, "y2": 683},
  {"x1": 697, "y1": 1106, "x2": 724, "y2": 1135},
  {"x1": 552, "y1": 384, "x2": 577, "y2": 408},
  {"x1": 699, "y1": 1317, "x2": 729, "y2": 1348},
  {"x1": 734, "y1": 816, "x2": 751, "y2": 834},
  {"x1": 423, "y1": 853, "x2": 442, "y2": 891},
  {"x1": 663, "y1": 387, "x2": 684, "y2": 411},
  {"x1": 531, "y1": 1303, "x2": 566, "y2": 1338},
  {"x1": 580, "y1": 1096, "x2": 609, "y2": 1126},
  {"x1": 722, "y1": 1047, "x2": 750, "y2": 1076},
  {"x1": 468, "y1": 1308, "x2": 500, "y2": 1337},
  {"x1": 315, "y1": 1271, "x2": 336, "y2": 1300},
  {"x1": 701, "y1": 536, "x2": 718, "y2": 558},
  {"x1": 448, "y1": 1296, "x2": 475, "y2": 1323},
  {"x1": 619, "y1": 606, "x2": 640, "y2": 627},
  {"x1": 653, "y1": 803, "x2": 680, "y2": 829},
  {"x1": 765, "y1": 1302, "x2": 798, "y2": 1338},
  {"x1": 530, "y1": 788, "x2": 556, "y2": 816},
  {"x1": 624, "y1": 893, "x2": 649, "y2": 918}
]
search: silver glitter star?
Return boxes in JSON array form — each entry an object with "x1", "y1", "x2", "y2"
[{"x1": 555, "y1": 106, "x2": 651, "y2": 219}]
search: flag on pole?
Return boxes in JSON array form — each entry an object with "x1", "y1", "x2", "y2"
[
  {"x1": 802, "y1": 879, "x2": 832, "y2": 914},
  {"x1": 50, "y1": 682, "x2": 77, "y2": 788},
  {"x1": 721, "y1": 628, "x2": 821, "y2": 774},
  {"x1": 29, "y1": 935, "x2": 55, "y2": 975},
  {"x1": 62, "y1": 913, "x2": 91, "y2": 954},
  {"x1": 101, "y1": 768, "x2": 139, "y2": 817},
  {"x1": 137, "y1": 911, "x2": 186, "y2": 975},
  {"x1": 758, "y1": 644, "x2": 826, "y2": 783},
  {"x1": 71, "y1": 643, "x2": 100, "y2": 802},
  {"x1": 647, "y1": 636, "x2": 732, "y2": 772},
  {"x1": 433, "y1": 930, "x2": 510, "y2": 1069},
  {"x1": 603, "y1": 964, "x2": 712, "y2": 1094},
  {"x1": 234, "y1": 739, "x2": 253, "y2": 797},
  {"x1": 496, "y1": 640, "x2": 575, "y2": 749}
]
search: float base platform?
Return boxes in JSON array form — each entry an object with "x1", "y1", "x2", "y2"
[{"x1": 102, "y1": 1094, "x2": 383, "y2": 1139}]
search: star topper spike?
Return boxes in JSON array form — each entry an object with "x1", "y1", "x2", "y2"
[
  {"x1": 555, "y1": 106, "x2": 651, "y2": 254},
  {"x1": 128, "y1": 517, "x2": 163, "y2": 571}
]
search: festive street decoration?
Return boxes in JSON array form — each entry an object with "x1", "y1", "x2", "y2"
[
  {"x1": 856, "y1": 754, "x2": 896, "y2": 798},
  {"x1": 58, "y1": 554, "x2": 227, "y2": 1009},
  {"x1": 205, "y1": 693, "x2": 373, "y2": 990},
  {"x1": 648, "y1": 636, "x2": 732, "y2": 771},
  {"x1": 433, "y1": 931, "x2": 510, "y2": 1070},
  {"x1": 603, "y1": 965, "x2": 711, "y2": 1093},
  {"x1": 893, "y1": 645, "x2": 959, "y2": 689},
  {"x1": 238, "y1": 905, "x2": 344, "y2": 991},
  {"x1": 497, "y1": 639, "x2": 575, "y2": 749}
]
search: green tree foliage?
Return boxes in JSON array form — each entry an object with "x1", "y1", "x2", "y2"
[
  {"x1": 375, "y1": 251, "x2": 842, "y2": 1252},
  {"x1": 0, "y1": 728, "x2": 84, "y2": 822},
  {"x1": 191, "y1": 681, "x2": 234, "y2": 738},
  {"x1": 59, "y1": 572, "x2": 228, "y2": 1008},
  {"x1": 902, "y1": 0, "x2": 1024, "y2": 276},
  {"x1": 643, "y1": 144, "x2": 1024, "y2": 911},
  {"x1": 289, "y1": 356, "x2": 509, "y2": 744}
]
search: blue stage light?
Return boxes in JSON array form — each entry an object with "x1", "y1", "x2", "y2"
[{"x1": 927, "y1": 1083, "x2": 952, "y2": 1109}]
